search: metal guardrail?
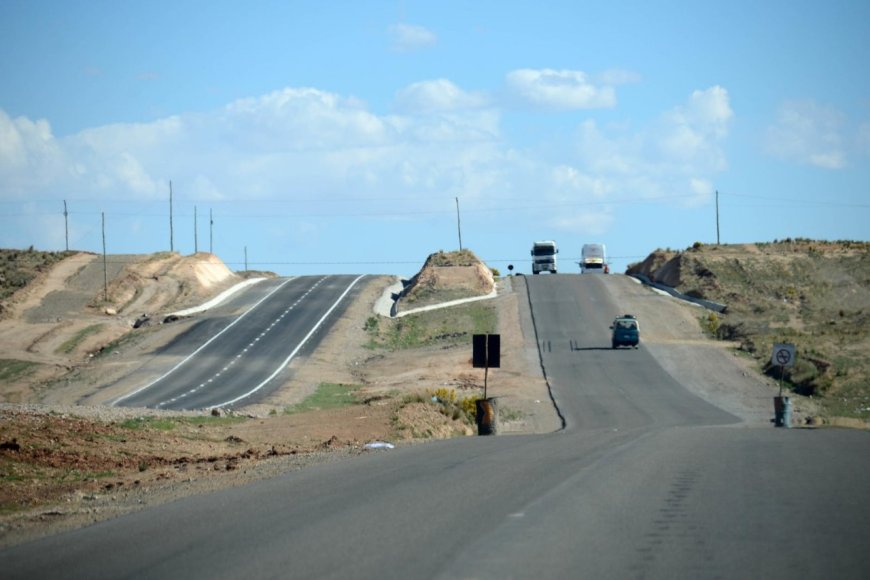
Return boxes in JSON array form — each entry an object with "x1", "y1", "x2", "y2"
[{"x1": 628, "y1": 273, "x2": 727, "y2": 313}]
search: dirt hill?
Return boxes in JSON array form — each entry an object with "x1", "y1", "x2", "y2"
[
  {"x1": 0, "y1": 251, "x2": 243, "y2": 403},
  {"x1": 627, "y1": 240, "x2": 870, "y2": 421},
  {"x1": 397, "y1": 249, "x2": 495, "y2": 312}
]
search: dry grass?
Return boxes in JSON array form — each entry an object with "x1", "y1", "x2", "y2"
[{"x1": 628, "y1": 240, "x2": 870, "y2": 421}]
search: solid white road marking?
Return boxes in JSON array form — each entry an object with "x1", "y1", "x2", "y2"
[
  {"x1": 206, "y1": 275, "x2": 365, "y2": 409},
  {"x1": 111, "y1": 278, "x2": 293, "y2": 406}
]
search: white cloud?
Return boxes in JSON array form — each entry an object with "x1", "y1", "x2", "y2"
[
  {"x1": 550, "y1": 209, "x2": 614, "y2": 236},
  {"x1": 389, "y1": 23, "x2": 437, "y2": 52},
  {"x1": 0, "y1": 110, "x2": 70, "y2": 191},
  {"x1": 657, "y1": 86, "x2": 733, "y2": 171},
  {"x1": 505, "y1": 69, "x2": 616, "y2": 110},
  {"x1": 572, "y1": 87, "x2": 732, "y2": 205},
  {"x1": 551, "y1": 165, "x2": 610, "y2": 197},
  {"x1": 395, "y1": 79, "x2": 489, "y2": 113},
  {"x1": 0, "y1": 83, "x2": 733, "y2": 248},
  {"x1": 764, "y1": 100, "x2": 847, "y2": 169},
  {"x1": 0, "y1": 86, "x2": 506, "y2": 205}
]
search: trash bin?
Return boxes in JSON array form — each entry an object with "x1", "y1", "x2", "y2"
[
  {"x1": 476, "y1": 398, "x2": 499, "y2": 436},
  {"x1": 773, "y1": 396, "x2": 792, "y2": 428}
]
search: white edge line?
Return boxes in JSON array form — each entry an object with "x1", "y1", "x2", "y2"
[
  {"x1": 112, "y1": 278, "x2": 293, "y2": 406},
  {"x1": 205, "y1": 275, "x2": 365, "y2": 409},
  {"x1": 395, "y1": 287, "x2": 498, "y2": 318},
  {"x1": 169, "y1": 277, "x2": 266, "y2": 317}
]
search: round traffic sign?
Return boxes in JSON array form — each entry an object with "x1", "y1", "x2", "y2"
[{"x1": 775, "y1": 348, "x2": 792, "y2": 366}]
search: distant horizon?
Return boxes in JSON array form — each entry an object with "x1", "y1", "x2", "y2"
[{"x1": 4, "y1": 236, "x2": 864, "y2": 280}]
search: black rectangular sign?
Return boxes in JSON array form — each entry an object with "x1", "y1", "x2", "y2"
[{"x1": 473, "y1": 334, "x2": 500, "y2": 368}]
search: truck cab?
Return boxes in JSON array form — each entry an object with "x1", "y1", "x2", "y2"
[
  {"x1": 610, "y1": 314, "x2": 640, "y2": 349},
  {"x1": 531, "y1": 241, "x2": 558, "y2": 274}
]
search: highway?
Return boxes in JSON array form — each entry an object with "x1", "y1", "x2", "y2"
[
  {"x1": 114, "y1": 275, "x2": 365, "y2": 410},
  {"x1": 4, "y1": 274, "x2": 869, "y2": 579}
]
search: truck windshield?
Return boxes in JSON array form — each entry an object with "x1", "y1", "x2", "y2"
[{"x1": 533, "y1": 248, "x2": 555, "y2": 256}]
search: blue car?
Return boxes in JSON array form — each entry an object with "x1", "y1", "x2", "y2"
[{"x1": 611, "y1": 315, "x2": 640, "y2": 349}]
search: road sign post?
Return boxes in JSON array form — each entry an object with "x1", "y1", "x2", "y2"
[
  {"x1": 771, "y1": 343, "x2": 796, "y2": 428},
  {"x1": 473, "y1": 334, "x2": 500, "y2": 435}
]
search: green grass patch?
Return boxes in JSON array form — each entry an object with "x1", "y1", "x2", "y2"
[
  {"x1": 118, "y1": 415, "x2": 246, "y2": 431},
  {"x1": 285, "y1": 383, "x2": 362, "y2": 414},
  {"x1": 56, "y1": 324, "x2": 105, "y2": 354},
  {"x1": 119, "y1": 417, "x2": 178, "y2": 431},
  {"x1": 366, "y1": 301, "x2": 497, "y2": 351},
  {"x1": 0, "y1": 358, "x2": 42, "y2": 382}
]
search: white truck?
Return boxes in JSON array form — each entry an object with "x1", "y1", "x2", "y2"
[
  {"x1": 531, "y1": 241, "x2": 558, "y2": 274},
  {"x1": 580, "y1": 243, "x2": 607, "y2": 273}
]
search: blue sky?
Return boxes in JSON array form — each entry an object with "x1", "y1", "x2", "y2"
[{"x1": 1, "y1": 0, "x2": 868, "y2": 276}]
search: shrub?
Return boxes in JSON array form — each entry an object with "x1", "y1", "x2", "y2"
[{"x1": 702, "y1": 312, "x2": 720, "y2": 335}]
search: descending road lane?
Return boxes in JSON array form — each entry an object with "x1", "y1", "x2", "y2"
[
  {"x1": 114, "y1": 275, "x2": 365, "y2": 410},
  {"x1": 3, "y1": 274, "x2": 869, "y2": 580}
]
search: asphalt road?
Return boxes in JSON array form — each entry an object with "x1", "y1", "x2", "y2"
[
  {"x1": 114, "y1": 275, "x2": 365, "y2": 410},
  {"x1": 4, "y1": 274, "x2": 869, "y2": 579}
]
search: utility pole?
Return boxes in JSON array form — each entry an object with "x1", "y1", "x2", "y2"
[
  {"x1": 169, "y1": 181, "x2": 174, "y2": 253},
  {"x1": 194, "y1": 205, "x2": 198, "y2": 253},
  {"x1": 209, "y1": 208, "x2": 214, "y2": 254},
  {"x1": 244, "y1": 246, "x2": 248, "y2": 272},
  {"x1": 715, "y1": 190, "x2": 721, "y2": 245},
  {"x1": 63, "y1": 200, "x2": 69, "y2": 251},
  {"x1": 101, "y1": 212, "x2": 108, "y2": 302},
  {"x1": 455, "y1": 197, "x2": 463, "y2": 251}
]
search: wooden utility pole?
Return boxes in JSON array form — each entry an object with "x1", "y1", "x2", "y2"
[
  {"x1": 716, "y1": 190, "x2": 720, "y2": 245},
  {"x1": 63, "y1": 200, "x2": 69, "y2": 251},
  {"x1": 169, "y1": 181, "x2": 175, "y2": 253},
  {"x1": 101, "y1": 212, "x2": 108, "y2": 301},
  {"x1": 455, "y1": 197, "x2": 463, "y2": 251}
]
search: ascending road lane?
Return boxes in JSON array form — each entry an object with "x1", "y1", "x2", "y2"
[{"x1": 114, "y1": 275, "x2": 365, "y2": 410}]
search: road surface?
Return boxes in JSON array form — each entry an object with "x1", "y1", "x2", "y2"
[
  {"x1": 4, "y1": 274, "x2": 869, "y2": 579},
  {"x1": 114, "y1": 275, "x2": 365, "y2": 410}
]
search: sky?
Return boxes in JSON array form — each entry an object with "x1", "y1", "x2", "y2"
[{"x1": 1, "y1": 0, "x2": 868, "y2": 276}]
